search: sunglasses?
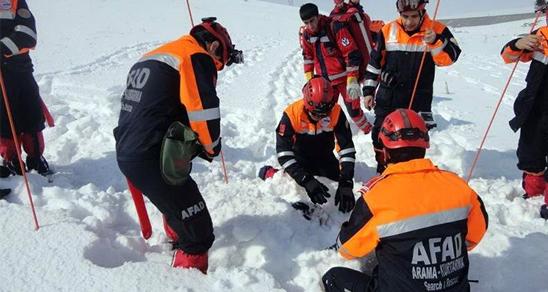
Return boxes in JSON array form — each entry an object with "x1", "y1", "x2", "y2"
[
  {"x1": 381, "y1": 127, "x2": 428, "y2": 141},
  {"x1": 227, "y1": 45, "x2": 244, "y2": 66}
]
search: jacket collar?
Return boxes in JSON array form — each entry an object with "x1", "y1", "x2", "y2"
[
  {"x1": 382, "y1": 158, "x2": 438, "y2": 176},
  {"x1": 307, "y1": 15, "x2": 330, "y2": 36},
  {"x1": 396, "y1": 13, "x2": 432, "y2": 35}
]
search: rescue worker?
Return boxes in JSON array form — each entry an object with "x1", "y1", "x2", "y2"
[
  {"x1": 259, "y1": 77, "x2": 357, "y2": 213},
  {"x1": 114, "y1": 17, "x2": 243, "y2": 273},
  {"x1": 330, "y1": 0, "x2": 382, "y2": 44},
  {"x1": 500, "y1": 2, "x2": 548, "y2": 219},
  {"x1": 0, "y1": 0, "x2": 52, "y2": 177},
  {"x1": 363, "y1": 0, "x2": 461, "y2": 173},
  {"x1": 322, "y1": 109, "x2": 489, "y2": 291},
  {"x1": 299, "y1": 3, "x2": 372, "y2": 134}
]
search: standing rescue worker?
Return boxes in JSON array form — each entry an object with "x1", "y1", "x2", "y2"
[
  {"x1": 330, "y1": 0, "x2": 375, "y2": 78},
  {"x1": 299, "y1": 3, "x2": 372, "y2": 134},
  {"x1": 363, "y1": 0, "x2": 461, "y2": 173},
  {"x1": 0, "y1": 0, "x2": 52, "y2": 177},
  {"x1": 322, "y1": 109, "x2": 488, "y2": 291},
  {"x1": 330, "y1": 0, "x2": 385, "y2": 50},
  {"x1": 114, "y1": 17, "x2": 243, "y2": 273},
  {"x1": 259, "y1": 77, "x2": 357, "y2": 213},
  {"x1": 500, "y1": 2, "x2": 548, "y2": 219}
]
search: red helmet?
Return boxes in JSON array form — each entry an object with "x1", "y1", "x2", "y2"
[
  {"x1": 302, "y1": 77, "x2": 335, "y2": 119},
  {"x1": 190, "y1": 17, "x2": 243, "y2": 69},
  {"x1": 396, "y1": 0, "x2": 428, "y2": 12},
  {"x1": 334, "y1": 0, "x2": 345, "y2": 4},
  {"x1": 379, "y1": 109, "x2": 429, "y2": 149}
]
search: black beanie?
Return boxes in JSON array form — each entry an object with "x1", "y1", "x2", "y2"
[{"x1": 300, "y1": 3, "x2": 319, "y2": 20}]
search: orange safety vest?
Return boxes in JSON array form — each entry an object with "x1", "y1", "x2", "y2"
[
  {"x1": 337, "y1": 159, "x2": 488, "y2": 290},
  {"x1": 141, "y1": 36, "x2": 220, "y2": 155},
  {"x1": 284, "y1": 99, "x2": 342, "y2": 136},
  {"x1": 381, "y1": 15, "x2": 455, "y2": 67}
]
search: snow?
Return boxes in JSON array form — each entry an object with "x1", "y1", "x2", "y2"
[
  {"x1": 0, "y1": 0, "x2": 546, "y2": 291},
  {"x1": 258, "y1": 0, "x2": 534, "y2": 20}
]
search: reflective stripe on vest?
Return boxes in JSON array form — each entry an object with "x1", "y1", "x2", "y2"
[
  {"x1": 0, "y1": 10, "x2": 14, "y2": 19},
  {"x1": 386, "y1": 43, "x2": 428, "y2": 52},
  {"x1": 187, "y1": 107, "x2": 220, "y2": 122},
  {"x1": 139, "y1": 53, "x2": 180, "y2": 71},
  {"x1": 377, "y1": 206, "x2": 470, "y2": 238}
]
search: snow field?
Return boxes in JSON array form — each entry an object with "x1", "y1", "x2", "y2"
[{"x1": 0, "y1": 0, "x2": 547, "y2": 291}]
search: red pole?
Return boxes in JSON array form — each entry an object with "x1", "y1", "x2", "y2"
[
  {"x1": 186, "y1": 0, "x2": 195, "y2": 26},
  {"x1": 220, "y1": 150, "x2": 229, "y2": 184},
  {"x1": 127, "y1": 179, "x2": 152, "y2": 239},
  {"x1": 465, "y1": 12, "x2": 542, "y2": 183},
  {"x1": 408, "y1": 0, "x2": 442, "y2": 110},
  {"x1": 0, "y1": 70, "x2": 39, "y2": 230}
]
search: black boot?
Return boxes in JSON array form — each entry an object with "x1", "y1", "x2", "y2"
[
  {"x1": 540, "y1": 205, "x2": 548, "y2": 220},
  {"x1": 0, "y1": 165, "x2": 11, "y2": 178},
  {"x1": 3, "y1": 159, "x2": 25, "y2": 176},
  {"x1": 26, "y1": 156, "x2": 52, "y2": 176}
]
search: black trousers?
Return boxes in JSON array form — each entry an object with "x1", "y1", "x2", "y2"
[
  {"x1": 118, "y1": 159, "x2": 214, "y2": 254},
  {"x1": 0, "y1": 69, "x2": 45, "y2": 138},
  {"x1": 322, "y1": 267, "x2": 376, "y2": 292},
  {"x1": 297, "y1": 153, "x2": 340, "y2": 182},
  {"x1": 517, "y1": 105, "x2": 548, "y2": 183},
  {"x1": 371, "y1": 87, "x2": 432, "y2": 173}
]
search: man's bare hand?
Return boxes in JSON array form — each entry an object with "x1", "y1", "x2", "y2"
[
  {"x1": 516, "y1": 35, "x2": 541, "y2": 51},
  {"x1": 424, "y1": 29, "x2": 437, "y2": 44},
  {"x1": 364, "y1": 95, "x2": 375, "y2": 110}
]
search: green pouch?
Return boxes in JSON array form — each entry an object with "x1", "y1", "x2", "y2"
[{"x1": 160, "y1": 121, "x2": 202, "y2": 185}]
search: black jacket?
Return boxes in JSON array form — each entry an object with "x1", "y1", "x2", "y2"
[
  {"x1": 0, "y1": 0, "x2": 36, "y2": 72},
  {"x1": 501, "y1": 27, "x2": 548, "y2": 131},
  {"x1": 276, "y1": 99, "x2": 355, "y2": 185}
]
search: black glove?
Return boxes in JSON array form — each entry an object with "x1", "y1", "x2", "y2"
[
  {"x1": 380, "y1": 70, "x2": 398, "y2": 88},
  {"x1": 335, "y1": 181, "x2": 355, "y2": 213},
  {"x1": 303, "y1": 177, "x2": 330, "y2": 205},
  {"x1": 198, "y1": 151, "x2": 214, "y2": 162}
]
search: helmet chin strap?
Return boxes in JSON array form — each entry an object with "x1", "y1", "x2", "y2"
[
  {"x1": 305, "y1": 110, "x2": 320, "y2": 122},
  {"x1": 383, "y1": 148, "x2": 390, "y2": 165}
]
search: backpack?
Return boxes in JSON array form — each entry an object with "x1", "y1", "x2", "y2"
[
  {"x1": 330, "y1": 6, "x2": 383, "y2": 82},
  {"x1": 160, "y1": 121, "x2": 202, "y2": 185}
]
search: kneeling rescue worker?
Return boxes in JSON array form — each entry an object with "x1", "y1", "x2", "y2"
[
  {"x1": 322, "y1": 109, "x2": 488, "y2": 291},
  {"x1": 259, "y1": 77, "x2": 358, "y2": 213}
]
